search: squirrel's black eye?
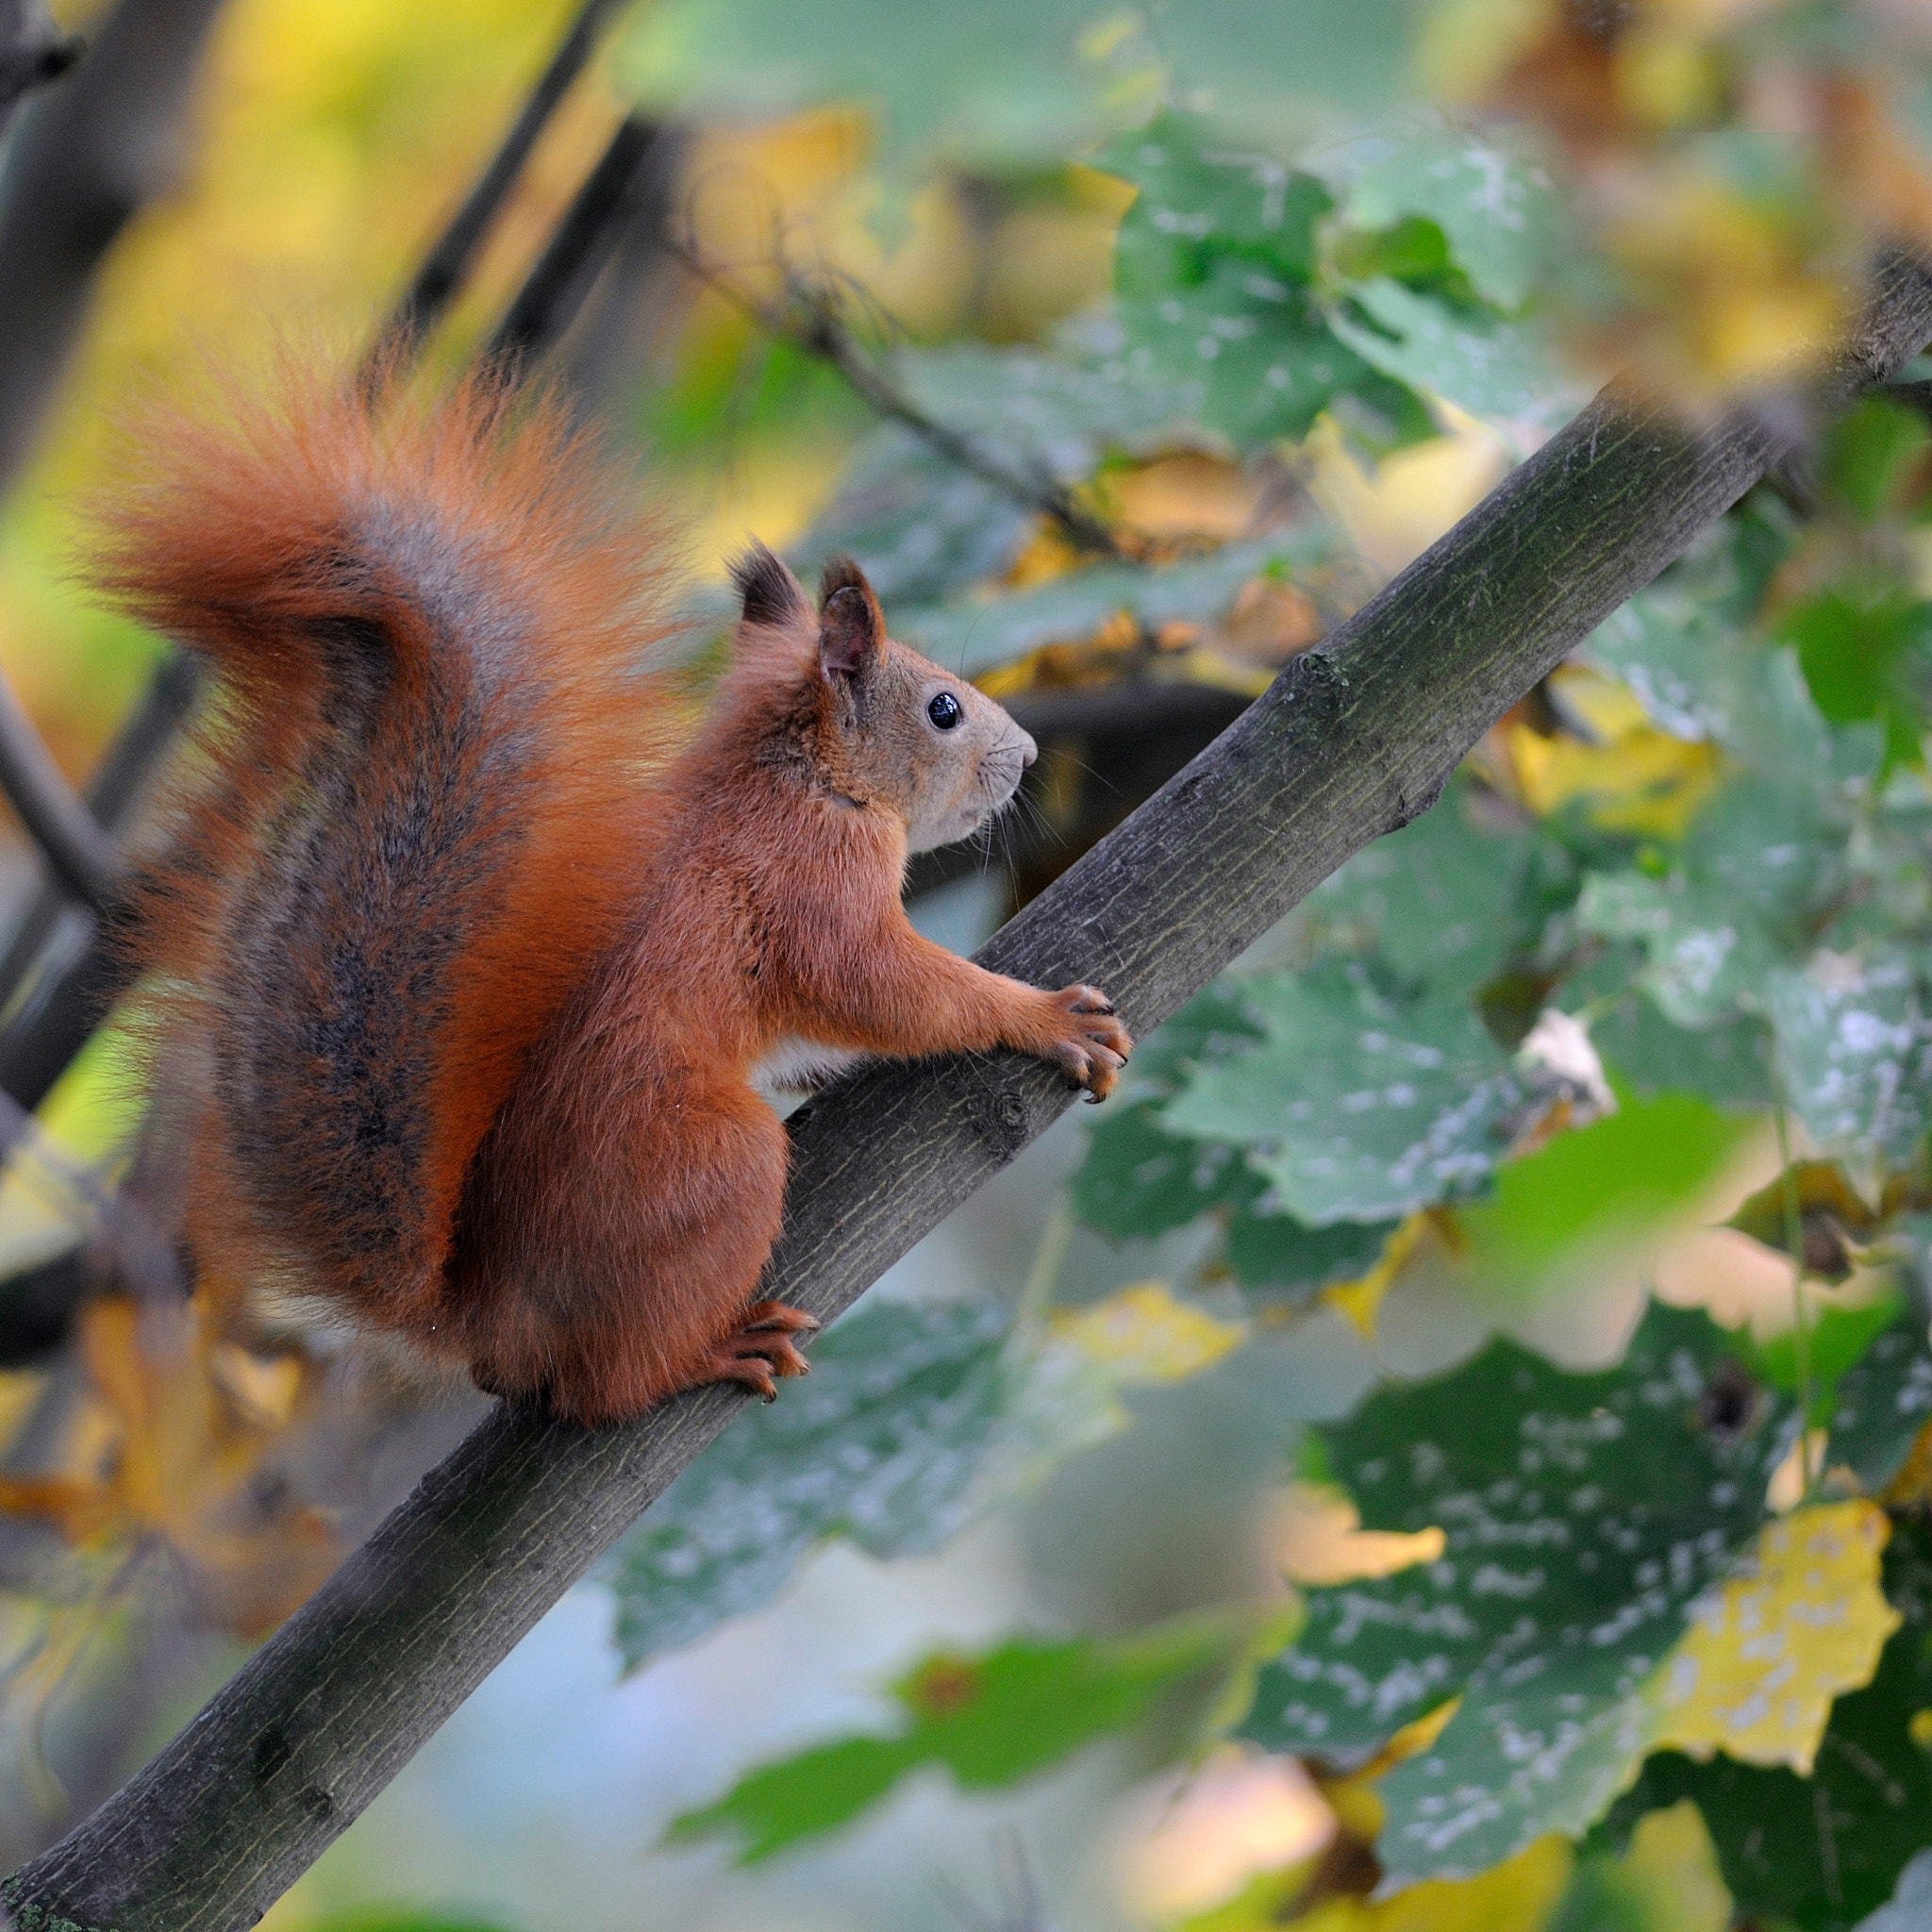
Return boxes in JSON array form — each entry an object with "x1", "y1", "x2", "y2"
[{"x1": 927, "y1": 691, "x2": 963, "y2": 730}]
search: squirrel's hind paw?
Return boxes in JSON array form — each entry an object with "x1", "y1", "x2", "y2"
[{"x1": 705, "y1": 1301, "x2": 820, "y2": 1403}]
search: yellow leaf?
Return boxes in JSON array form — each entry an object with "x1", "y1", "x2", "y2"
[
  {"x1": 1505, "y1": 719, "x2": 1723, "y2": 839},
  {"x1": 1118, "y1": 1745, "x2": 1333, "y2": 1922},
  {"x1": 1413, "y1": 0, "x2": 1556, "y2": 106},
  {"x1": 1050, "y1": 1282, "x2": 1247, "y2": 1385},
  {"x1": 1644, "y1": 1499, "x2": 1898, "y2": 1773},
  {"x1": 1271, "y1": 1482, "x2": 1446, "y2": 1588},
  {"x1": 1320, "y1": 1215, "x2": 1434, "y2": 1341},
  {"x1": 208, "y1": 1342, "x2": 305, "y2": 1431},
  {"x1": 1307, "y1": 414, "x2": 1510, "y2": 580},
  {"x1": 1564, "y1": 1800, "x2": 1733, "y2": 1932},
  {"x1": 1367, "y1": 1835, "x2": 1572, "y2": 1932},
  {"x1": 1611, "y1": 1801, "x2": 1733, "y2": 1932},
  {"x1": 1615, "y1": 27, "x2": 1724, "y2": 128},
  {"x1": 1204, "y1": 1833, "x2": 1569, "y2": 1932}
]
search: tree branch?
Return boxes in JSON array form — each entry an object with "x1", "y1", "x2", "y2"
[
  {"x1": 0, "y1": 0, "x2": 230, "y2": 500},
  {"x1": 365, "y1": 0, "x2": 630, "y2": 376},
  {"x1": 12, "y1": 253, "x2": 1928, "y2": 1932},
  {"x1": 658, "y1": 229, "x2": 1125, "y2": 558},
  {"x1": 0, "y1": 654, "x2": 200, "y2": 1022},
  {"x1": 0, "y1": 669, "x2": 116, "y2": 911},
  {"x1": 485, "y1": 113, "x2": 672, "y2": 378},
  {"x1": 0, "y1": 0, "x2": 79, "y2": 142}
]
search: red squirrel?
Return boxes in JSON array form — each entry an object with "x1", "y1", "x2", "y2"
[{"x1": 92, "y1": 367, "x2": 1131, "y2": 1426}]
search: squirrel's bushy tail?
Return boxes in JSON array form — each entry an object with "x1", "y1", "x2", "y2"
[{"x1": 91, "y1": 358, "x2": 685, "y2": 1325}]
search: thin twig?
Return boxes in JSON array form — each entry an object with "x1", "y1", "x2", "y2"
[
  {"x1": 0, "y1": 653, "x2": 200, "y2": 1019},
  {"x1": 0, "y1": 668, "x2": 114, "y2": 910},
  {"x1": 367, "y1": 0, "x2": 632, "y2": 377},
  {"x1": 485, "y1": 113, "x2": 666, "y2": 377},
  {"x1": 659, "y1": 229, "x2": 1124, "y2": 558},
  {"x1": 1774, "y1": 1096, "x2": 1818, "y2": 1498}
]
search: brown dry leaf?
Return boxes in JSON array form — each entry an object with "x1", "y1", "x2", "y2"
[
  {"x1": 208, "y1": 1341, "x2": 304, "y2": 1431},
  {"x1": 1821, "y1": 73, "x2": 1932, "y2": 248},
  {"x1": 1107, "y1": 454, "x2": 1265, "y2": 544},
  {"x1": 18, "y1": 1297, "x2": 342, "y2": 1632},
  {"x1": 0, "y1": 1474, "x2": 118, "y2": 1544},
  {"x1": 1726, "y1": 1158, "x2": 1878, "y2": 1280},
  {"x1": 1214, "y1": 578, "x2": 1324, "y2": 668}
]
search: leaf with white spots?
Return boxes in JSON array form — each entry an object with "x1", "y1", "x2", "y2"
[
  {"x1": 1766, "y1": 947, "x2": 1932, "y2": 1169},
  {"x1": 1164, "y1": 966, "x2": 1525, "y2": 1225},
  {"x1": 1302, "y1": 781, "x2": 1534, "y2": 999},
  {"x1": 1823, "y1": 1302, "x2": 1932, "y2": 1492},
  {"x1": 1575, "y1": 872, "x2": 1782, "y2": 1030},
  {"x1": 1329, "y1": 278, "x2": 1574, "y2": 428},
  {"x1": 1105, "y1": 108, "x2": 1334, "y2": 302},
  {"x1": 791, "y1": 341, "x2": 1198, "y2": 609},
  {"x1": 1576, "y1": 777, "x2": 1849, "y2": 1028},
  {"x1": 1098, "y1": 108, "x2": 1430, "y2": 449},
  {"x1": 1601, "y1": 1517, "x2": 1932, "y2": 1932},
  {"x1": 1241, "y1": 1302, "x2": 1798, "y2": 1882},
  {"x1": 1642, "y1": 1501, "x2": 1899, "y2": 1774},
  {"x1": 604, "y1": 1283, "x2": 1252, "y2": 1671},
  {"x1": 1116, "y1": 264, "x2": 1420, "y2": 447},
  {"x1": 604, "y1": 1298, "x2": 1013, "y2": 1667},
  {"x1": 1331, "y1": 123, "x2": 1562, "y2": 310},
  {"x1": 791, "y1": 425, "x2": 1032, "y2": 608}
]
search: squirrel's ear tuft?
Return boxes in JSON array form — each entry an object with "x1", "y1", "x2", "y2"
[
  {"x1": 731, "y1": 541, "x2": 807, "y2": 629},
  {"x1": 819, "y1": 567, "x2": 884, "y2": 682}
]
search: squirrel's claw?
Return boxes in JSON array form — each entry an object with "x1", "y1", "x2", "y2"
[
  {"x1": 706, "y1": 1301, "x2": 820, "y2": 1402},
  {"x1": 1041, "y1": 983, "x2": 1132, "y2": 1101}
]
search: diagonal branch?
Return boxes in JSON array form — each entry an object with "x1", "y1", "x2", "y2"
[
  {"x1": 485, "y1": 113, "x2": 673, "y2": 378},
  {"x1": 0, "y1": 653, "x2": 200, "y2": 1021},
  {"x1": 366, "y1": 0, "x2": 632, "y2": 376},
  {"x1": 11, "y1": 253, "x2": 1929, "y2": 1932},
  {"x1": 0, "y1": 665, "x2": 116, "y2": 911}
]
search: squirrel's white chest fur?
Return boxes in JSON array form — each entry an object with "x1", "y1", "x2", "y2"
[{"x1": 750, "y1": 1035, "x2": 864, "y2": 1103}]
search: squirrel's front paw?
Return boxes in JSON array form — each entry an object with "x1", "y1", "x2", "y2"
[{"x1": 1039, "y1": 984, "x2": 1132, "y2": 1102}]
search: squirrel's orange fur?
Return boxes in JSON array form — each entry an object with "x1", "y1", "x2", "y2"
[{"x1": 94, "y1": 366, "x2": 1130, "y2": 1425}]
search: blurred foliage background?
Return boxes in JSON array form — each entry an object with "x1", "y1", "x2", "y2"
[{"x1": 2, "y1": 0, "x2": 1932, "y2": 1928}]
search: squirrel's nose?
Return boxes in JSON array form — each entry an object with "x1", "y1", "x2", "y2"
[{"x1": 1017, "y1": 731, "x2": 1038, "y2": 770}]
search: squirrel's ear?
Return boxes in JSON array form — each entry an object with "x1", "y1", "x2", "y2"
[
  {"x1": 817, "y1": 556, "x2": 884, "y2": 681},
  {"x1": 730, "y1": 541, "x2": 808, "y2": 630}
]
